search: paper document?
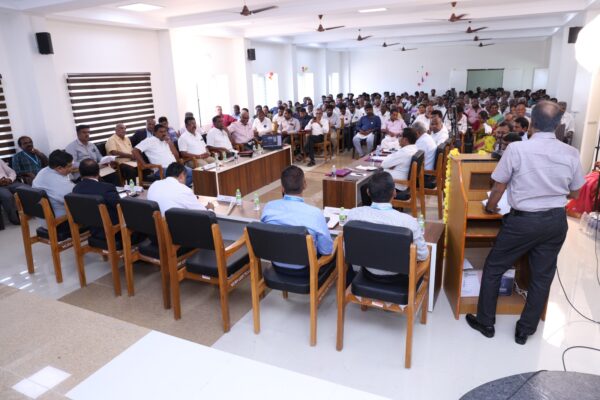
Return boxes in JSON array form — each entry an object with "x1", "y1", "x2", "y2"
[
  {"x1": 217, "y1": 195, "x2": 236, "y2": 203},
  {"x1": 100, "y1": 155, "x2": 117, "y2": 165},
  {"x1": 201, "y1": 163, "x2": 216, "y2": 171},
  {"x1": 482, "y1": 191, "x2": 511, "y2": 215},
  {"x1": 326, "y1": 214, "x2": 339, "y2": 229},
  {"x1": 463, "y1": 258, "x2": 474, "y2": 270},
  {"x1": 356, "y1": 165, "x2": 378, "y2": 171},
  {"x1": 369, "y1": 156, "x2": 387, "y2": 162},
  {"x1": 99, "y1": 166, "x2": 115, "y2": 177},
  {"x1": 461, "y1": 270, "x2": 482, "y2": 297},
  {"x1": 226, "y1": 202, "x2": 236, "y2": 215}
]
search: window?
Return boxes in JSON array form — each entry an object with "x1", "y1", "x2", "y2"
[
  {"x1": 66, "y1": 72, "x2": 155, "y2": 143},
  {"x1": 466, "y1": 69, "x2": 504, "y2": 92},
  {"x1": 297, "y1": 72, "x2": 314, "y2": 103},
  {"x1": 253, "y1": 73, "x2": 279, "y2": 109},
  {"x1": 0, "y1": 74, "x2": 16, "y2": 161},
  {"x1": 328, "y1": 72, "x2": 340, "y2": 96}
]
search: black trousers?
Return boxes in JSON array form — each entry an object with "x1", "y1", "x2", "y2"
[
  {"x1": 476, "y1": 208, "x2": 568, "y2": 334},
  {"x1": 304, "y1": 135, "x2": 324, "y2": 162},
  {"x1": 119, "y1": 164, "x2": 138, "y2": 183}
]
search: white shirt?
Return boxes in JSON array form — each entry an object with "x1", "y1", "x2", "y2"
[
  {"x1": 304, "y1": 118, "x2": 329, "y2": 136},
  {"x1": 339, "y1": 110, "x2": 352, "y2": 126},
  {"x1": 252, "y1": 117, "x2": 273, "y2": 137},
  {"x1": 350, "y1": 109, "x2": 365, "y2": 124},
  {"x1": 561, "y1": 111, "x2": 575, "y2": 133},
  {"x1": 380, "y1": 135, "x2": 400, "y2": 151},
  {"x1": 434, "y1": 105, "x2": 447, "y2": 116},
  {"x1": 273, "y1": 114, "x2": 286, "y2": 127},
  {"x1": 414, "y1": 114, "x2": 430, "y2": 130},
  {"x1": 147, "y1": 177, "x2": 208, "y2": 215},
  {"x1": 416, "y1": 133, "x2": 437, "y2": 170},
  {"x1": 206, "y1": 127, "x2": 233, "y2": 151},
  {"x1": 279, "y1": 117, "x2": 301, "y2": 134},
  {"x1": 381, "y1": 144, "x2": 419, "y2": 190},
  {"x1": 445, "y1": 114, "x2": 468, "y2": 134},
  {"x1": 430, "y1": 126, "x2": 449, "y2": 146},
  {"x1": 135, "y1": 136, "x2": 176, "y2": 168},
  {"x1": 178, "y1": 130, "x2": 208, "y2": 155},
  {"x1": 323, "y1": 113, "x2": 341, "y2": 129}
]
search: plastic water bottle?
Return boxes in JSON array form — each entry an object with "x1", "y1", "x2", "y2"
[
  {"x1": 253, "y1": 193, "x2": 260, "y2": 211},
  {"x1": 252, "y1": 144, "x2": 257, "y2": 153},
  {"x1": 417, "y1": 213, "x2": 425, "y2": 234},
  {"x1": 128, "y1": 179, "x2": 135, "y2": 194},
  {"x1": 223, "y1": 152, "x2": 227, "y2": 162},
  {"x1": 331, "y1": 164, "x2": 337, "y2": 178},
  {"x1": 235, "y1": 189, "x2": 242, "y2": 206},
  {"x1": 339, "y1": 207, "x2": 347, "y2": 227}
]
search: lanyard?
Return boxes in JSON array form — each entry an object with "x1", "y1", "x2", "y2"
[{"x1": 22, "y1": 152, "x2": 40, "y2": 167}]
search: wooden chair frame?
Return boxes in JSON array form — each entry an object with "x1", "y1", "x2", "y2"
[
  {"x1": 15, "y1": 193, "x2": 90, "y2": 283},
  {"x1": 245, "y1": 228, "x2": 340, "y2": 346},
  {"x1": 162, "y1": 218, "x2": 250, "y2": 332},
  {"x1": 334, "y1": 120, "x2": 345, "y2": 156},
  {"x1": 312, "y1": 131, "x2": 333, "y2": 162},
  {"x1": 65, "y1": 201, "x2": 123, "y2": 296},
  {"x1": 117, "y1": 204, "x2": 170, "y2": 309},
  {"x1": 136, "y1": 151, "x2": 164, "y2": 188},
  {"x1": 424, "y1": 144, "x2": 450, "y2": 219},
  {"x1": 391, "y1": 159, "x2": 426, "y2": 218},
  {"x1": 336, "y1": 235, "x2": 431, "y2": 368}
]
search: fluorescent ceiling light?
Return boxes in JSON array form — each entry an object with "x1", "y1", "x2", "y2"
[
  {"x1": 358, "y1": 8, "x2": 387, "y2": 13},
  {"x1": 118, "y1": 3, "x2": 163, "y2": 12}
]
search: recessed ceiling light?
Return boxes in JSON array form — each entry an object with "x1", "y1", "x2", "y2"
[
  {"x1": 118, "y1": 3, "x2": 163, "y2": 12},
  {"x1": 358, "y1": 8, "x2": 387, "y2": 13}
]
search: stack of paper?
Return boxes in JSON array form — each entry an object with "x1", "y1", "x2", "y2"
[
  {"x1": 216, "y1": 195, "x2": 236, "y2": 203},
  {"x1": 461, "y1": 270, "x2": 482, "y2": 297},
  {"x1": 356, "y1": 165, "x2": 378, "y2": 171},
  {"x1": 481, "y1": 191, "x2": 511, "y2": 215}
]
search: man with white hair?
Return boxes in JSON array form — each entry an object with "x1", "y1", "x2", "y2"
[{"x1": 413, "y1": 121, "x2": 436, "y2": 170}]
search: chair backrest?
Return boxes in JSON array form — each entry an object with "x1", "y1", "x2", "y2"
[
  {"x1": 433, "y1": 142, "x2": 448, "y2": 171},
  {"x1": 343, "y1": 220, "x2": 413, "y2": 275},
  {"x1": 119, "y1": 197, "x2": 160, "y2": 236},
  {"x1": 246, "y1": 222, "x2": 310, "y2": 266},
  {"x1": 165, "y1": 208, "x2": 217, "y2": 250},
  {"x1": 407, "y1": 150, "x2": 424, "y2": 181},
  {"x1": 64, "y1": 193, "x2": 105, "y2": 228},
  {"x1": 15, "y1": 186, "x2": 52, "y2": 219},
  {"x1": 97, "y1": 142, "x2": 107, "y2": 157}
]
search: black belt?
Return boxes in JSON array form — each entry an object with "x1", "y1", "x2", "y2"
[{"x1": 509, "y1": 208, "x2": 565, "y2": 217}]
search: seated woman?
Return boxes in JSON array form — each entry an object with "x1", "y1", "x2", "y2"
[
  {"x1": 473, "y1": 110, "x2": 495, "y2": 153},
  {"x1": 566, "y1": 161, "x2": 600, "y2": 218}
]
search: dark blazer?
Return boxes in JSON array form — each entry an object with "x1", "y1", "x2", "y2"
[
  {"x1": 131, "y1": 128, "x2": 153, "y2": 147},
  {"x1": 73, "y1": 178, "x2": 120, "y2": 237}
]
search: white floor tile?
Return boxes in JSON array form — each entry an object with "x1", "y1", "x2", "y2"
[
  {"x1": 28, "y1": 366, "x2": 71, "y2": 390},
  {"x1": 12, "y1": 378, "x2": 49, "y2": 399}
]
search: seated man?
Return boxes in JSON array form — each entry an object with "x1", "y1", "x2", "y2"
[
  {"x1": 158, "y1": 116, "x2": 179, "y2": 142},
  {"x1": 215, "y1": 105, "x2": 237, "y2": 128},
  {"x1": 206, "y1": 116, "x2": 234, "y2": 157},
  {"x1": 413, "y1": 121, "x2": 437, "y2": 171},
  {"x1": 353, "y1": 104, "x2": 381, "y2": 157},
  {"x1": 133, "y1": 124, "x2": 193, "y2": 187},
  {"x1": 12, "y1": 136, "x2": 48, "y2": 185},
  {"x1": 131, "y1": 117, "x2": 156, "y2": 147},
  {"x1": 228, "y1": 111, "x2": 256, "y2": 150},
  {"x1": 429, "y1": 116, "x2": 449, "y2": 146},
  {"x1": 303, "y1": 109, "x2": 329, "y2": 167},
  {"x1": 72, "y1": 159, "x2": 120, "y2": 238},
  {"x1": 147, "y1": 162, "x2": 213, "y2": 215},
  {"x1": 260, "y1": 165, "x2": 333, "y2": 275},
  {"x1": 513, "y1": 116, "x2": 529, "y2": 141},
  {"x1": 381, "y1": 110, "x2": 406, "y2": 150},
  {"x1": 0, "y1": 158, "x2": 27, "y2": 225},
  {"x1": 32, "y1": 150, "x2": 75, "y2": 235},
  {"x1": 272, "y1": 106, "x2": 286, "y2": 130},
  {"x1": 278, "y1": 109, "x2": 300, "y2": 144},
  {"x1": 349, "y1": 171, "x2": 429, "y2": 281},
  {"x1": 252, "y1": 110, "x2": 273, "y2": 138},
  {"x1": 178, "y1": 116, "x2": 215, "y2": 167},
  {"x1": 65, "y1": 124, "x2": 119, "y2": 185},
  {"x1": 105, "y1": 123, "x2": 137, "y2": 182}
]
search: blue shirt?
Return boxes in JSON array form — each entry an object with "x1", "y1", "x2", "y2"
[
  {"x1": 32, "y1": 167, "x2": 75, "y2": 220},
  {"x1": 261, "y1": 195, "x2": 333, "y2": 269},
  {"x1": 357, "y1": 114, "x2": 381, "y2": 132}
]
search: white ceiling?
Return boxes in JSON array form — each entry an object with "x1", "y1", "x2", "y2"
[{"x1": 0, "y1": 0, "x2": 598, "y2": 49}]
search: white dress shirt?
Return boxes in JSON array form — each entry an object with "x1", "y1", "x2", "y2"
[
  {"x1": 147, "y1": 177, "x2": 208, "y2": 215},
  {"x1": 430, "y1": 126, "x2": 449, "y2": 146},
  {"x1": 416, "y1": 133, "x2": 437, "y2": 170},
  {"x1": 304, "y1": 119, "x2": 329, "y2": 136},
  {"x1": 323, "y1": 113, "x2": 341, "y2": 129},
  {"x1": 206, "y1": 127, "x2": 233, "y2": 151},
  {"x1": 445, "y1": 114, "x2": 468, "y2": 134},
  {"x1": 380, "y1": 135, "x2": 401, "y2": 151},
  {"x1": 561, "y1": 111, "x2": 575, "y2": 133},
  {"x1": 252, "y1": 117, "x2": 273, "y2": 137},
  {"x1": 414, "y1": 113, "x2": 430, "y2": 130},
  {"x1": 339, "y1": 110, "x2": 352, "y2": 126},
  {"x1": 279, "y1": 117, "x2": 301, "y2": 134},
  {"x1": 381, "y1": 144, "x2": 419, "y2": 190},
  {"x1": 273, "y1": 114, "x2": 286, "y2": 127},
  {"x1": 135, "y1": 136, "x2": 176, "y2": 168},
  {"x1": 178, "y1": 130, "x2": 208, "y2": 155},
  {"x1": 350, "y1": 109, "x2": 365, "y2": 124}
]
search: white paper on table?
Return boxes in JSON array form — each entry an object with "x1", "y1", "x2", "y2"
[
  {"x1": 369, "y1": 156, "x2": 387, "y2": 162},
  {"x1": 461, "y1": 270, "x2": 482, "y2": 297},
  {"x1": 99, "y1": 166, "x2": 115, "y2": 177},
  {"x1": 482, "y1": 191, "x2": 511, "y2": 215},
  {"x1": 326, "y1": 214, "x2": 339, "y2": 229},
  {"x1": 100, "y1": 155, "x2": 117, "y2": 165},
  {"x1": 216, "y1": 195, "x2": 236, "y2": 204},
  {"x1": 201, "y1": 163, "x2": 216, "y2": 171},
  {"x1": 463, "y1": 258, "x2": 474, "y2": 270},
  {"x1": 356, "y1": 165, "x2": 378, "y2": 171}
]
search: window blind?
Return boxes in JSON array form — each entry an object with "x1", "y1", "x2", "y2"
[
  {"x1": 0, "y1": 74, "x2": 16, "y2": 160},
  {"x1": 66, "y1": 72, "x2": 155, "y2": 143}
]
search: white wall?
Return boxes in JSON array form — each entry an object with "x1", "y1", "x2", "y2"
[{"x1": 348, "y1": 40, "x2": 549, "y2": 94}]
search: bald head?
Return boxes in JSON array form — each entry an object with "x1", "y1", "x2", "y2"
[
  {"x1": 531, "y1": 101, "x2": 562, "y2": 133},
  {"x1": 240, "y1": 111, "x2": 250, "y2": 124}
]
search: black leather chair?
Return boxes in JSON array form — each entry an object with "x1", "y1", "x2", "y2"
[
  {"x1": 162, "y1": 208, "x2": 250, "y2": 332},
  {"x1": 391, "y1": 150, "x2": 426, "y2": 218},
  {"x1": 117, "y1": 197, "x2": 170, "y2": 308},
  {"x1": 336, "y1": 220, "x2": 430, "y2": 368},
  {"x1": 64, "y1": 193, "x2": 125, "y2": 296},
  {"x1": 15, "y1": 186, "x2": 90, "y2": 283},
  {"x1": 244, "y1": 222, "x2": 339, "y2": 346},
  {"x1": 424, "y1": 142, "x2": 450, "y2": 219}
]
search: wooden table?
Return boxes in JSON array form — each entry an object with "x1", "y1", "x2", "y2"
[
  {"x1": 322, "y1": 155, "x2": 381, "y2": 209},
  {"x1": 192, "y1": 146, "x2": 292, "y2": 197}
]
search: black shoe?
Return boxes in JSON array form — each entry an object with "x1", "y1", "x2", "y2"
[
  {"x1": 515, "y1": 329, "x2": 529, "y2": 345},
  {"x1": 307, "y1": 161, "x2": 316, "y2": 167},
  {"x1": 466, "y1": 314, "x2": 495, "y2": 338}
]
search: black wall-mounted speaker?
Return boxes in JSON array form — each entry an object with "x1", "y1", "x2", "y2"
[
  {"x1": 35, "y1": 32, "x2": 54, "y2": 55},
  {"x1": 568, "y1": 27, "x2": 582, "y2": 44},
  {"x1": 247, "y1": 48, "x2": 256, "y2": 61}
]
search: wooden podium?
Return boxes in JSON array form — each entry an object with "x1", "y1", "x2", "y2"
[{"x1": 443, "y1": 154, "x2": 544, "y2": 320}]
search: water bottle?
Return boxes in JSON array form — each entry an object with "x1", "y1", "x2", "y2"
[
  {"x1": 252, "y1": 144, "x2": 257, "y2": 153},
  {"x1": 128, "y1": 179, "x2": 135, "y2": 194},
  {"x1": 253, "y1": 193, "x2": 260, "y2": 211},
  {"x1": 331, "y1": 164, "x2": 337, "y2": 178},
  {"x1": 339, "y1": 207, "x2": 347, "y2": 227},
  {"x1": 417, "y1": 213, "x2": 425, "y2": 234},
  {"x1": 375, "y1": 146, "x2": 381, "y2": 158},
  {"x1": 223, "y1": 152, "x2": 227, "y2": 162},
  {"x1": 235, "y1": 189, "x2": 242, "y2": 206}
]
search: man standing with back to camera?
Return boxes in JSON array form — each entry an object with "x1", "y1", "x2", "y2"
[{"x1": 466, "y1": 101, "x2": 585, "y2": 345}]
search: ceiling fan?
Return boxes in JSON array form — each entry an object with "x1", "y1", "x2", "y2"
[
  {"x1": 382, "y1": 42, "x2": 400, "y2": 48},
  {"x1": 461, "y1": 36, "x2": 492, "y2": 42},
  {"x1": 466, "y1": 21, "x2": 487, "y2": 33},
  {"x1": 478, "y1": 42, "x2": 494, "y2": 47},
  {"x1": 239, "y1": 2, "x2": 277, "y2": 16},
  {"x1": 357, "y1": 29, "x2": 372, "y2": 41},
  {"x1": 316, "y1": 14, "x2": 345, "y2": 32},
  {"x1": 425, "y1": 2, "x2": 469, "y2": 23},
  {"x1": 398, "y1": 46, "x2": 417, "y2": 51}
]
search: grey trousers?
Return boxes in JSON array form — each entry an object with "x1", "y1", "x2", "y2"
[{"x1": 0, "y1": 182, "x2": 27, "y2": 224}]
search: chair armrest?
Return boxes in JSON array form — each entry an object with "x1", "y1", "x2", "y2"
[
  {"x1": 140, "y1": 163, "x2": 162, "y2": 170},
  {"x1": 224, "y1": 235, "x2": 246, "y2": 258},
  {"x1": 416, "y1": 253, "x2": 431, "y2": 280},
  {"x1": 54, "y1": 215, "x2": 68, "y2": 226},
  {"x1": 317, "y1": 235, "x2": 340, "y2": 269},
  {"x1": 393, "y1": 179, "x2": 410, "y2": 186},
  {"x1": 424, "y1": 169, "x2": 437, "y2": 175}
]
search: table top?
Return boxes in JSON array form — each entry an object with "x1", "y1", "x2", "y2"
[
  {"x1": 322, "y1": 153, "x2": 388, "y2": 184},
  {"x1": 193, "y1": 146, "x2": 291, "y2": 175}
]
